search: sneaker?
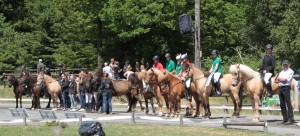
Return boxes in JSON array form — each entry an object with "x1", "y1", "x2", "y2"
[
  {"x1": 62, "y1": 108, "x2": 67, "y2": 111},
  {"x1": 71, "y1": 109, "x2": 77, "y2": 111},
  {"x1": 278, "y1": 120, "x2": 288, "y2": 125},
  {"x1": 79, "y1": 108, "x2": 85, "y2": 111}
]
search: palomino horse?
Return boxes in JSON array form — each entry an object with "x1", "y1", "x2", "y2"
[
  {"x1": 145, "y1": 68, "x2": 170, "y2": 116},
  {"x1": 180, "y1": 63, "x2": 212, "y2": 118},
  {"x1": 229, "y1": 64, "x2": 299, "y2": 121},
  {"x1": 6, "y1": 75, "x2": 29, "y2": 108},
  {"x1": 128, "y1": 71, "x2": 155, "y2": 114},
  {"x1": 37, "y1": 72, "x2": 61, "y2": 110}
]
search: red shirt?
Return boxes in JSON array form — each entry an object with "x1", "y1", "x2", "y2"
[
  {"x1": 179, "y1": 60, "x2": 190, "y2": 77},
  {"x1": 153, "y1": 62, "x2": 164, "y2": 70}
]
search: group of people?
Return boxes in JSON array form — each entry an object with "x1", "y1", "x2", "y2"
[
  {"x1": 17, "y1": 44, "x2": 296, "y2": 124},
  {"x1": 260, "y1": 44, "x2": 295, "y2": 125}
]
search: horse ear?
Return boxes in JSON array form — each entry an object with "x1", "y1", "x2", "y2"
[
  {"x1": 162, "y1": 69, "x2": 167, "y2": 75},
  {"x1": 151, "y1": 68, "x2": 154, "y2": 72},
  {"x1": 237, "y1": 64, "x2": 240, "y2": 69}
]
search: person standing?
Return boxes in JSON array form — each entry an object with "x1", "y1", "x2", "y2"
[
  {"x1": 60, "y1": 73, "x2": 69, "y2": 111},
  {"x1": 152, "y1": 55, "x2": 164, "y2": 70},
  {"x1": 208, "y1": 50, "x2": 222, "y2": 96},
  {"x1": 113, "y1": 61, "x2": 122, "y2": 80},
  {"x1": 260, "y1": 44, "x2": 276, "y2": 98},
  {"x1": 165, "y1": 53, "x2": 176, "y2": 74},
  {"x1": 58, "y1": 64, "x2": 65, "y2": 80},
  {"x1": 123, "y1": 66, "x2": 134, "y2": 80},
  {"x1": 276, "y1": 60, "x2": 295, "y2": 124},
  {"x1": 100, "y1": 72, "x2": 113, "y2": 114},
  {"x1": 78, "y1": 76, "x2": 86, "y2": 111},
  {"x1": 103, "y1": 62, "x2": 113, "y2": 79},
  {"x1": 37, "y1": 59, "x2": 45, "y2": 73},
  {"x1": 68, "y1": 74, "x2": 77, "y2": 111}
]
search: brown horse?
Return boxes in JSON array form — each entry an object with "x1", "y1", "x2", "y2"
[
  {"x1": 145, "y1": 68, "x2": 170, "y2": 116},
  {"x1": 128, "y1": 71, "x2": 155, "y2": 114},
  {"x1": 230, "y1": 64, "x2": 299, "y2": 121},
  {"x1": 6, "y1": 75, "x2": 29, "y2": 108},
  {"x1": 37, "y1": 72, "x2": 61, "y2": 110},
  {"x1": 112, "y1": 79, "x2": 143, "y2": 112},
  {"x1": 163, "y1": 71, "x2": 197, "y2": 117}
]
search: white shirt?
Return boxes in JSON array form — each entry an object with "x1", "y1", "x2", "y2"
[
  {"x1": 278, "y1": 68, "x2": 294, "y2": 86},
  {"x1": 103, "y1": 66, "x2": 113, "y2": 78}
]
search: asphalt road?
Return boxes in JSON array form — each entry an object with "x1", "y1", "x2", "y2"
[{"x1": 0, "y1": 102, "x2": 299, "y2": 136}]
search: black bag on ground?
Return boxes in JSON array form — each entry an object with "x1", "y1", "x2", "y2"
[{"x1": 78, "y1": 121, "x2": 105, "y2": 136}]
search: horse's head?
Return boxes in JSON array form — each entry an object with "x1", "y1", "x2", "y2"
[
  {"x1": 6, "y1": 75, "x2": 16, "y2": 88},
  {"x1": 37, "y1": 72, "x2": 44, "y2": 85},
  {"x1": 145, "y1": 68, "x2": 158, "y2": 84},
  {"x1": 229, "y1": 64, "x2": 241, "y2": 86},
  {"x1": 180, "y1": 63, "x2": 193, "y2": 81}
]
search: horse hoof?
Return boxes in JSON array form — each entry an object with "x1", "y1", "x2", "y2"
[
  {"x1": 158, "y1": 112, "x2": 163, "y2": 116},
  {"x1": 31, "y1": 108, "x2": 35, "y2": 110},
  {"x1": 52, "y1": 108, "x2": 57, "y2": 111}
]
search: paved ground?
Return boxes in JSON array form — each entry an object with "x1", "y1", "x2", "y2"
[{"x1": 0, "y1": 101, "x2": 299, "y2": 136}]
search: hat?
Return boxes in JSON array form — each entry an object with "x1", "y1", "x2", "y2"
[
  {"x1": 180, "y1": 53, "x2": 188, "y2": 59},
  {"x1": 282, "y1": 60, "x2": 289, "y2": 65},
  {"x1": 39, "y1": 59, "x2": 42, "y2": 62},
  {"x1": 176, "y1": 55, "x2": 181, "y2": 60}
]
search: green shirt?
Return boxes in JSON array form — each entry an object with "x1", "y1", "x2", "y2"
[
  {"x1": 176, "y1": 63, "x2": 182, "y2": 75},
  {"x1": 166, "y1": 60, "x2": 175, "y2": 72},
  {"x1": 212, "y1": 57, "x2": 222, "y2": 73}
]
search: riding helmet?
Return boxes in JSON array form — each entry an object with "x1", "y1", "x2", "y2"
[
  {"x1": 180, "y1": 53, "x2": 188, "y2": 59},
  {"x1": 165, "y1": 53, "x2": 171, "y2": 58},
  {"x1": 45, "y1": 67, "x2": 50, "y2": 71},
  {"x1": 57, "y1": 64, "x2": 63, "y2": 67},
  {"x1": 21, "y1": 65, "x2": 26, "y2": 69},
  {"x1": 152, "y1": 55, "x2": 160, "y2": 60},
  {"x1": 211, "y1": 50, "x2": 219, "y2": 55},
  {"x1": 265, "y1": 44, "x2": 273, "y2": 49}
]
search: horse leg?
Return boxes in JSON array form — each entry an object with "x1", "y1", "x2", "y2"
[
  {"x1": 37, "y1": 94, "x2": 41, "y2": 109},
  {"x1": 150, "y1": 97, "x2": 155, "y2": 114},
  {"x1": 249, "y1": 97, "x2": 256, "y2": 121},
  {"x1": 163, "y1": 94, "x2": 170, "y2": 115},
  {"x1": 46, "y1": 96, "x2": 51, "y2": 109},
  {"x1": 20, "y1": 95, "x2": 22, "y2": 109},
  {"x1": 177, "y1": 96, "x2": 181, "y2": 117},
  {"x1": 15, "y1": 94, "x2": 19, "y2": 108},
  {"x1": 254, "y1": 95, "x2": 260, "y2": 121},
  {"x1": 233, "y1": 93, "x2": 241, "y2": 118},
  {"x1": 144, "y1": 95, "x2": 149, "y2": 114},
  {"x1": 126, "y1": 94, "x2": 133, "y2": 112},
  {"x1": 229, "y1": 93, "x2": 237, "y2": 117}
]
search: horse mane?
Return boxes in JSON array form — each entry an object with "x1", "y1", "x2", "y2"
[
  {"x1": 230, "y1": 64, "x2": 259, "y2": 78},
  {"x1": 135, "y1": 71, "x2": 146, "y2": 80},
  {"x1": 165, "y1": 71, "x2": 180, "y2": 81},
  {"x1": 151, "y1": 68, "x2": 167, "y2": 82},
  {"x1": 44, "y1": 74, "x2": 58, "y2": 82}
]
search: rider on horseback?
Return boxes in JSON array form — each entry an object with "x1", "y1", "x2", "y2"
[
  {"x1": 259, "y1": 44, "x2": 275, "y2": 98},
  {"x1": 152, "y1": 55, "x2": 164, "y2": 70},
  {"x1": 165, "y1": 53, "x2": 176, "y2": 74},
  {"x1": 179, "y1": 53, "x2": 192, "y2": 101},
  {"x1": 209, "y1": 50, "x2": 222, "y2": 96}
]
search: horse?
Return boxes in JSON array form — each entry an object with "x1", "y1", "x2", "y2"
[
  {"x1": 163, "y1": 71, "x2": 197, "y2": 117},
  {"x1": 37, "y1": 72, "x2": 62, "y2": 110},
  {"x1": 128, "y1": 71, "x2": 155, "y2": 114},
  {"x1": 145, "y1": 68, "x2": 170, "y2": 116},
  {"x1": 229, "y1": 64, "x2": 299, "y2": 121},
  {"x1": 111, "y1": 79, "x2": 141, "y2": 112},
  {"x1": 180, "y1": 63, "x2": 212, "y2": 118},
  {"x1": 6, "y1": 75, "x2": 29, "y2": 108}
]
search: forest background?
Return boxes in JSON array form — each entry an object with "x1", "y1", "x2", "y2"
[{"x1": 1, "y1": 0, "x2": 300, "y2": 74}]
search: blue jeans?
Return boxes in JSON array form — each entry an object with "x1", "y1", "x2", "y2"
[
  {"x1": 70, "y1": 94, "x2": 77, "y2": 109},
  {"x1": 102, "y1": 92, "x2": 112, "y2": 113},
  {"x1": 79, "y1": 93, "x2": 86, "y2": 108},
  {"x1": 61, "y1": 91, "x2": 68, "y2": 109}
]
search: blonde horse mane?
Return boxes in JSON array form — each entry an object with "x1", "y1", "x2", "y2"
[
  {"x1": 135, "y1": 71, "x2": 146, "y2": 80},
  {"x1": 229, "y1": 64, "x2": 260, "y2": 78},
  {"x1": 151, "y1": 68, "x2": 167, "y2": 82}
]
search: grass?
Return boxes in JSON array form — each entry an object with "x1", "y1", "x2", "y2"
[
  {"x1": 0, "y1": 124, "x2": 288, "y2": 136},
  {"x1": 0, "y1": 85, "x2": 14, "y2": 98}
]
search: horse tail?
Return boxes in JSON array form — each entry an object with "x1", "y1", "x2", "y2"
[
  {"x1": 293, "y1": 80, "x2": 299, "y2": 111},
  {"x1": 238, "y1": 82, "x2": 244, "y2": 111}
]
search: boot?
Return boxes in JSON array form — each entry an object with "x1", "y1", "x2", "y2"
[
  {"x1": 215, "y1": 81, "x2": 222, "y2": 96},
  {"x1": 187, "y1": 87, "x2": 192, "y2": 101},
  {"x1": 266, "y1": 83, "x2": 273, "y2": 98}
]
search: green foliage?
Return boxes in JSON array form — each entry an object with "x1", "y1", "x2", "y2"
[{"x1": 1, "y1": 0, "x2": 300, "y2": 73}]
